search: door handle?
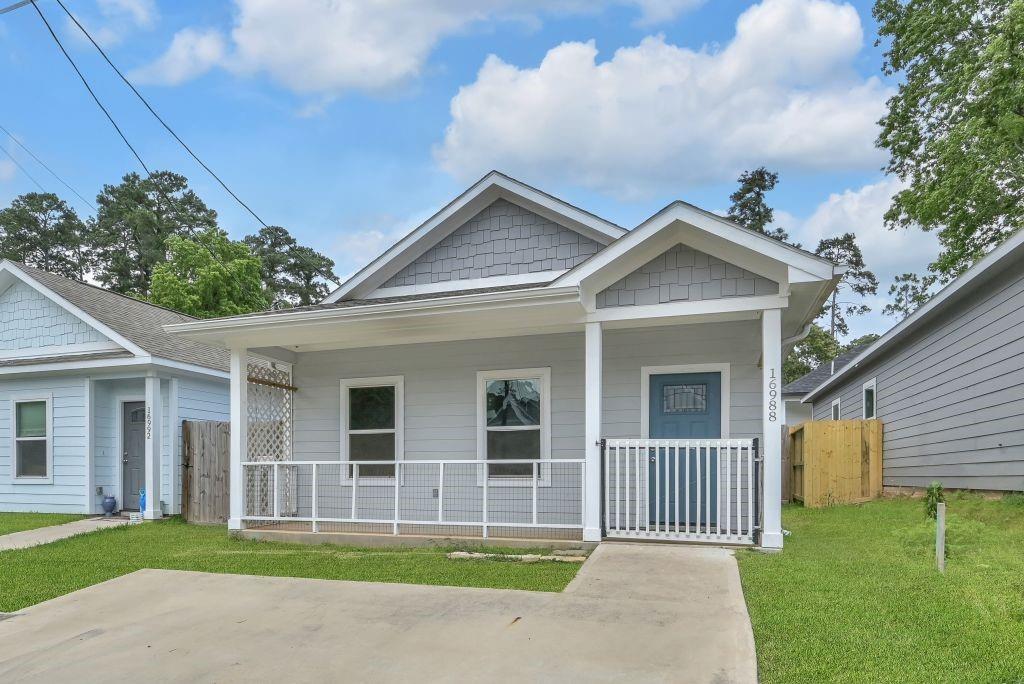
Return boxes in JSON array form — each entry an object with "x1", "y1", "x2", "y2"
[{"x1": 650, "y1": 456, "x2": 656, "y2": 462}]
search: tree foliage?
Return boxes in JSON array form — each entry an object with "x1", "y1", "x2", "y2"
[
  {"x1": 814, "y1": 233, "x2": 879, "y2": 338},
  {"x1": 783, "y1": 324, "x2": 840, "y2": 384},
  {"x1": 149, "y1": 228, "x2": 268, "y2": 318},
  {"x1": 0, "y1": 193, "x2": 90, "y2": 280},
  {"x1": 727, "y1": 167, "x2": 792, "y2": 243},
  {"x1": 875, "y1": 0, "x2": 1024, "y2": 279},
  {"x1": 244, "y1": 226, "x2": 338, "y2": 307},
  {"x1": 90, "y1": 171, "x2": 218, "y2": 296},
  {"x1": 883, "y1": 272, "x2": 937, "y2": 319}
]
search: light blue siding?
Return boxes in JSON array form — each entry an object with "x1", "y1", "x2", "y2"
[
  {"x1": 0, "y1": 376, "x2": 87, "y2": 513},
  {"x1": 0, "y1": 280, "x2": 108, "y2": 351}
]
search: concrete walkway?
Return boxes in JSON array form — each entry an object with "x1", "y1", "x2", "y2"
[
  {"x1": 0, "y1": 543, "x2": 757, "y2": 683},
  {"x1": 0, "y1": 517, "x2": 128, "y2": 552}
]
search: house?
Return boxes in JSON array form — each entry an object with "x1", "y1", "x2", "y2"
[
  {"x1": 798, "y1": 228, "x2": 1024, "y2": 492},
  {"x1": 782, "y1": 344, "x2": 871, "y2": 426},
  {"x1": 168, "y1": 172, "x2": 843, "y2": 549},
  {"x1": 0, "y1": 260, "x2": 230, "y2": 516}
]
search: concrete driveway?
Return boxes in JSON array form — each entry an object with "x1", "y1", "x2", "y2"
[{"x1": 0, "y1": 543, "x2": 757, "y2": 683}]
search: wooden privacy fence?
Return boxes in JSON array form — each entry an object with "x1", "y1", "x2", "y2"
[
  {"x1": 182, "y1": 420, "x2": 230, "y2": 524},
  {"x1": 788, "y1": 420, "x2": 883, "y2": 508}
]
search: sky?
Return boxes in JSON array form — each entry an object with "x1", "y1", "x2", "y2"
[{"x1": 0, "y1": 0, "x2": 940, "y2": 341}]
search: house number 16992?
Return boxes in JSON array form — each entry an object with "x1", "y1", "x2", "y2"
[{"x1": 767, "y1": 368, "x2": 778, "y2": 422}]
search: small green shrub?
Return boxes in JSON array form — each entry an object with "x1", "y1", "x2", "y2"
[{"x1": 924, "y1": 481, "x2": 945, "y2": 519}]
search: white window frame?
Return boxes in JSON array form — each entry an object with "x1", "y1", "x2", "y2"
[
  {"x1": 831, "y1": 397, "x2": 841, "y2": 421},
  {"x1": 862, "y1": 378, "x2": 877, "y2": 419},
  {"x1": 11, "y1": 395, "x2": 53, "y2": 483},
  {"x1": 476, "y1": 367, "x2": 551, "y2": 486},
  {"x1": 340, "y1": 376, "x2": 404, "y2": 485}
]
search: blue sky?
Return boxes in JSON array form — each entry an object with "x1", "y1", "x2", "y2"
[{"x1": 0, "y1": 0, "x2": 939, "y2": 340}]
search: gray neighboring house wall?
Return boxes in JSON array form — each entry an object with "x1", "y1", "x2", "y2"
[
  {"x1": 801, "y1": 230, "x2": 1024, "y2": 492},
  {"x1": 0, "y1": 261, "x2": 230, "y2": 515}
]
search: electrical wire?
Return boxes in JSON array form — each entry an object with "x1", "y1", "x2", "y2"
[
  {"x1": 0, "y1": 123, "x2": 96, "y2": 210},
  {"x1": 0, "y1": 142, "x2": 47, "y2": 192}
]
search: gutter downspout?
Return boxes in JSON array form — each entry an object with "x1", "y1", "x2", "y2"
[{"x1": 782, "y1": 322, "x2": 813, "y2": 347}]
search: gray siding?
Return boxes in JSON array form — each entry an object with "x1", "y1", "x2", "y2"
[
  {"x1": 379, "y1": 199, "x2": 602, "y2": 288},
  {"x1": 0, "y1": 376, "x2": 87, "y2": 513},
  {"x1": 290, "y1": 320, "x2": 764, "y2": 462},
  {"x1": 812, "y1": 265, "x2": 1024, "y2": 491},
  {"x1": 596, "y1": 243, "x2": 779, "y2": 308},
  {"x1": 0, "y1": 280, "x2": 108, "y2": 351}
]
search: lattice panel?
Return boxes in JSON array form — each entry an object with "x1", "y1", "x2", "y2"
[{"x1": 247, "y1": 359, "x2": 294, "y2": 517}]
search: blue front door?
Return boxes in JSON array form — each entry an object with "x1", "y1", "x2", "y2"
[{"x1": 648, "y1": 372, "x2": 721, "y2": 526}]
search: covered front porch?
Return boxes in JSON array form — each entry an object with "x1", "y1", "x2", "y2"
[{"x1": 214, "y1": 304, "x2": 785, "y2": 548}]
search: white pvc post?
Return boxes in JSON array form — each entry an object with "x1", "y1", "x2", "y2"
[
  {"x1": 760, "y1": 308, "x2": 784, "y2": 549},
  {"x1": 936, "y1": 502, "x2": 946, "y2": 573},
  {"x1": 143, "y1": 375, "x2": 163, "y2": 520},
  {"x1": 228, "y1": 347, "x2": 248, "y2": 530},
  {"x1": 583, "y1": 321, "x2": 603, "y2": 542}
]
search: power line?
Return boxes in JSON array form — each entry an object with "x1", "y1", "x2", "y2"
[
  {"x1": 0, "y1": 123, "x2": 96, "y2": 210},
  {"x1": 0, "y1": 0, "x2": 34, "y2": 15},
  {"x1": 0, "y1": 142, "x2": 47, "y2": 192},
  {"x1": 54, "y1": 0, "x2": 269, "y2": 229}
]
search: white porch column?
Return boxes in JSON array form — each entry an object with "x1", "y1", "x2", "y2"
[
  {"x1": 228, "y1": 347, "x2": 248, "y2": 531},
  {"x1": 143, "y1": 375, "x2": 163, "y2": 520},
  {"x1": 583, "y1": 321, "x2": 603, "y2": 542},
  {"x1": 761, "y1": 308, "x2": 784, "y2": 549}
]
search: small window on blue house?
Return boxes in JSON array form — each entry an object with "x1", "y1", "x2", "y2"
[{"x1": 14, "y1": 399, "x2": 50, "y2": 479}]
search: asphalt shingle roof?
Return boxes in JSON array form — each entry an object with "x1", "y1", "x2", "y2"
[
  {"x1": 11, "y1": 262, "x2": 230, "y2": 372},
  {"x1": 782, "y1": 344, "x2": 871, "y2": 396}
]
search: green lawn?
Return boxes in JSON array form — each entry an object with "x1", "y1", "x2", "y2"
[
  {"x1": 0, "y1": 517, "x2": 581, "y2": 612},
  {"x1": 0, "y1": 512, "x2": 87, "y2": 536},
  {"x1": 738, "y1": 495, "x2": 1024, "y2": 684}
]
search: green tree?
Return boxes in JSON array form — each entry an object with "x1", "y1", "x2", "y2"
[
  {"x1": 815, "y1": 233, "x2": 879, "y2": 339},
  {"x1": 875, "y1": 0, "x2": 1024, "y2": 279},
  {"x1": 727, "y1": 167, "x2": 792, "y2": 243},
  {"x1": 883, "y1": 272, "x2": 937, "y2": 319},
  {"x1": 0, "y1": 192, "x2": 90, "y2": 279},
  {"x1": 149, "y1": 228, "x2": 268, "y2": 318},
  {"x1": 90, "y1": 171, "x2": 218, "y2": 296},
  {"x1": 784, "y1": 323, "x2": 840, "y2": 384},
  {"x1": 244, "y1": 226, "x2": 338, "y2": 307},
  {"x1": 843, "y1": 333, "x2": 881, "y2": 351}
]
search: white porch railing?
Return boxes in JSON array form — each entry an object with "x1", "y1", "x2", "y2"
[
  {"x1": 241, "y1": 459, "x2": 586, "y2": 540},
  {"x1": 603, "y1": 439, "x2": 760, "y2": 545}
]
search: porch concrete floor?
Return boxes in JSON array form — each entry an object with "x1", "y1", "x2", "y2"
[{"x1": 0, "y1": 543, "x2": 756, "y2": 683}]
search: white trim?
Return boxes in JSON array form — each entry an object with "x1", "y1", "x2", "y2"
[
  {"x1": 10, "y1": 394, "x2": 53, "y2": 483},
  {"x1": 325, "y1": 171, "x2": 625, "y2": 302},
  {"x1": 0, "y1": 340, "x2": 123, "y2": 360},
  {"x1": 476, "y1": 367, "x2": 552, "y2": 486},
  {"x1": 587, "y1": 295, "x2": 788, "y2": 323},
  {"x1": 862, "y1": 378, "x2": 877, "y2": 420},
  {"x1": 0, "y1": 260, "x2": 147, "y2": 357},
  {"x1": 115, "y1": 395, "x2": 146, "y2": 510},
  {"x1": 84, "y1": 378, "x2": 96, "y2": 512},
  {"x1": 803, "y1": 227, "x2": 1024, "y2": 402},
  {"x1": 340, "y1": 376, "x2": 404, "y2": 484},
  {"x1": 0, "y1": 355, "x2": 229, "y2": 380},
  {"x1": 640, "y1": 364, "x2": 731, "y2": 439},
  {"x1": 831, "y1": 397, "x2": 841, "y2": 420},
  {"x1": 364, "y1": 271, "x2": 567, "y2": 299}
]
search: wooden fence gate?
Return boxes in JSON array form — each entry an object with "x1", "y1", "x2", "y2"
[
  {"x1": 182, "y1": 420, "x2": 231, "y2": 524},
  {"x1": 788, "y1": 420, "x2": 883, "y2": 508}
]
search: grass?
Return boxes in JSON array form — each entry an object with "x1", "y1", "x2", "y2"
[
  {"x1": 0, "y1": 517, "x2": 581, "y2": 612},
  {"x1": 737, "y1": 495, "x2": 1024, "y2": 684},
  {"x1": 0, "y1": 512, "x2": 87, "y2": 536}
]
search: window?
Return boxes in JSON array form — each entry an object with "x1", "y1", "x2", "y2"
[
  {"x1": 478, "y1": 368, "x2": 550, "y2": 478},
  {"x1": 341, "y1": 377, "x2": 403, "y2": 478},
  {"x1": 663, "y1": 384, "x2": 708, "y2": 414},
  {"x1": 862, "y1": 379, "x2": 877, "y2": 419},
  {"x1": 831, "y1": 398, "x2": 841, "y2": 421},
  {"x1": 13, "y1": 398, "x2": 51, "y2": 480}
]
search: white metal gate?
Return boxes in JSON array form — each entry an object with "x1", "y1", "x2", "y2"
[{"x1": 603, "y1": 438, "x2": 759, "y2": 545}]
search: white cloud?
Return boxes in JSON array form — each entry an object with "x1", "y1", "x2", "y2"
[
  {"x1": 331, "y1": 209, "x2": 436, "y2": 280},
  {"x1": 0, "y1": 159, "x2": 16, "y2": 182},
  {"x1": 785, "y1": 177, "x2": 941, "y2": 338},
  {"x1": 437, "y1": 0, "x2": 890, "y2": 196},
  {"x1": 129, "y1": 29, "x2": 227, "y2": 86},
  {"x1": 97, "y1": 0, "x2": 157, "y2": 29},
  {"x1": 66, "y1": 0, "x2": 157, "y2": 47},
  {"x1": 134, "y1": 0, "x2": 703, "y2": 94}
]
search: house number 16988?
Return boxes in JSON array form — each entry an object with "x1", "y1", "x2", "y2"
[
  {"x1": 767, "y1": 368, "x2": 778, "y2": 422},
  {"x1": 145, "y1": 407, "x2": 152, "y2": 439}
]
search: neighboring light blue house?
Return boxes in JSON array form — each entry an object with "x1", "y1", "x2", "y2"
[
  {"x1": 796, "y1": 228, "x2": 1024, "y2": 492},
  {"x1": 0, "y1": 260, "x2": 230, "y2": 517}
]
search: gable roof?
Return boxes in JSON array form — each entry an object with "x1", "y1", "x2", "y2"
[
  {"x1": 1, "y1": 261, "x2": 229, "y2": 373},
  {"x1": 802, "y1": 227, "x2": 1024, "y2": 403},
  {"x1": 782, "y1": 344, "x2": 871, "y2": 396},
  {"x1": 324, "y1": 170, "x2": 627, "y2": 303}
]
